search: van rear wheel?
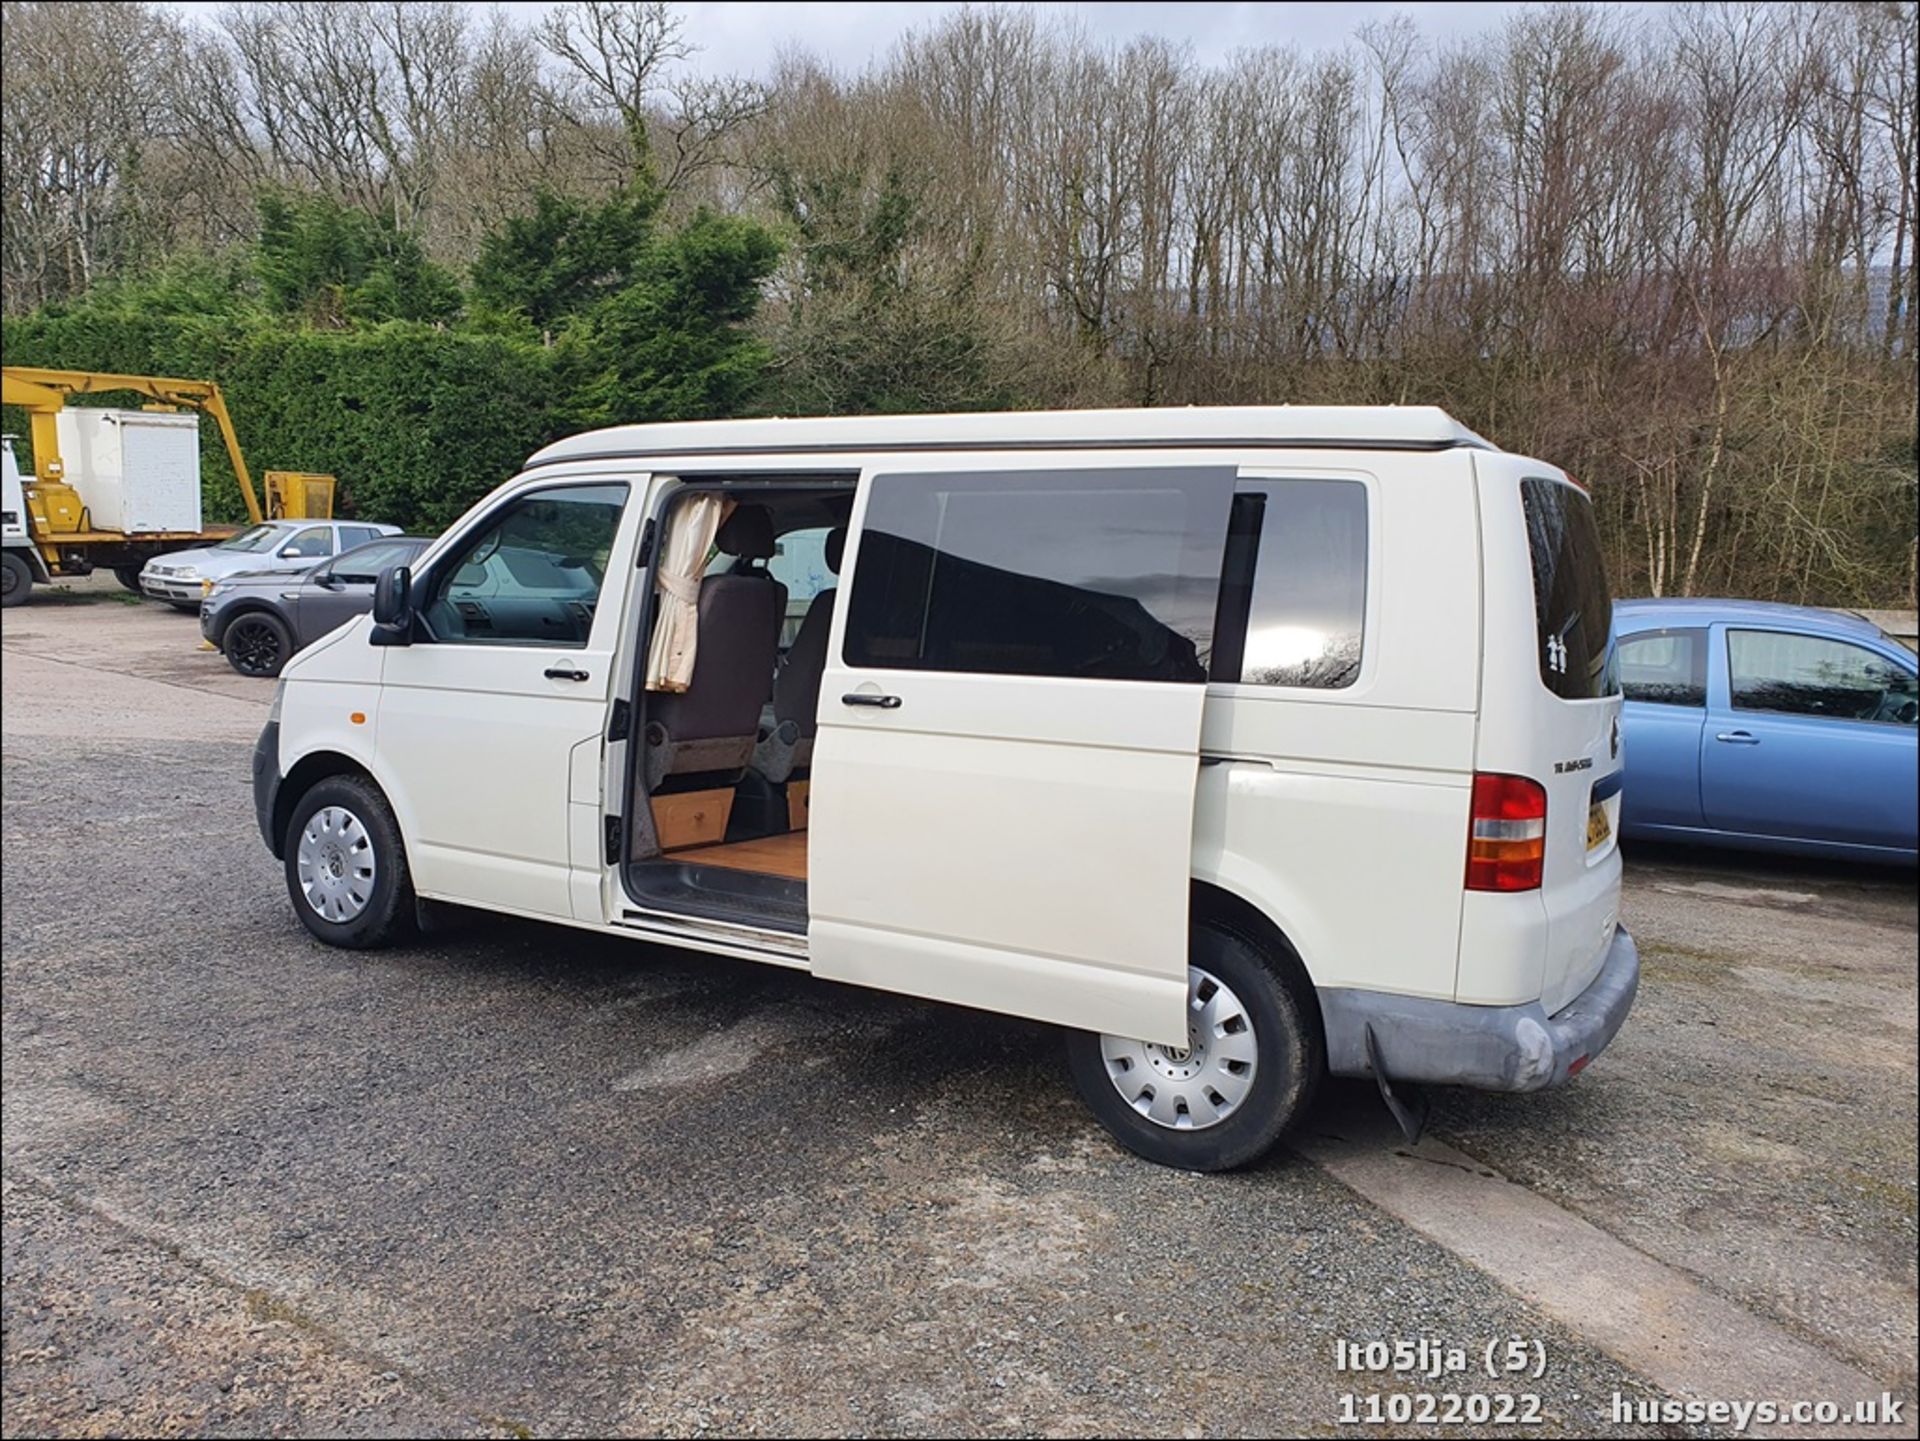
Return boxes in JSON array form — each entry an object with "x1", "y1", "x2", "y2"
[
  {"x1": 1066, "y1": 921, "x2": 1321, "y2": 1171},
  {"x1": 283, "y1": 775, "x2": 415, "y2": 949}
]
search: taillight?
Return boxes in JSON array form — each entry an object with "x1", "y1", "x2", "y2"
[{"x1": 1466, "y1": 773, "x2": 1547, "y2": 892}]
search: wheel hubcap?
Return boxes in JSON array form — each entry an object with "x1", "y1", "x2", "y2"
[
  {"x1": 1101, "y1": 966, "x2": 1257, "y2": 1131},
  {"x1": 295, "y1": 806, "x2": 376, "y2": 923}
]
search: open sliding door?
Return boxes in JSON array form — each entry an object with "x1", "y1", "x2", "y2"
[{"x1": 807, "y1": 463, "x2": 1235, "y2": 1047}]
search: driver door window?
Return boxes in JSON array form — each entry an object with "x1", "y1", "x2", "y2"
[
  {"x1": 422, "y1": 483, "x2": 628, "y2": 646},
  {"x1": 284, "y1": 526, "x2": 334, "y2": 558},
  {"x1": 1728, "y1": 630, "x2": 1918, "y2": 725}
]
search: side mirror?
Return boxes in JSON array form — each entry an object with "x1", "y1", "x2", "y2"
[
  {"x1": 370, "y1": 564, "x2": 413, "y2": 646},
  {"x1": 278, "y1": 545, "x2": 303, "y2": 559},
  {"x1": 313, "y1": 568, "x2": 341, "y2": 589}
]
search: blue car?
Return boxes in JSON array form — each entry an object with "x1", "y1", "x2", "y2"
[{"x1": 1614, "y1": 599, "x2": 1918, "y2": 864}]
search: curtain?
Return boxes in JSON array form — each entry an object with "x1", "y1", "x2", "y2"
[{"x1": 645, "y1": 493, "x2": 734, "y2": 692}]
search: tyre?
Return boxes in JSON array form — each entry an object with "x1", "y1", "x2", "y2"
[
  {"x1": 1066, "y1": 919, "x2": 1322, "y2": 1171},
  {"x1": 224, "y1": 611, "x2": 293, "y2": 678},
  {"x1": 0, "y1": 551, "x2": 32, "y2": 608},
  {"x1": 113, "y1": 564, "x2": 144, "y2": 593},
  {"x1": 283, "y1": 775, "x2": 415, "y2": 949}
]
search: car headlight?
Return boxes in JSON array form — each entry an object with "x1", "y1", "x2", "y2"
[{"x1": 207, "y1": 581, "x2": 232, "y2": 597}]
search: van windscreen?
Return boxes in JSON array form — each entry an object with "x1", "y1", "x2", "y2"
[{"x1": 1521, "y1": 478, "x2": 1618, "y2": 700}]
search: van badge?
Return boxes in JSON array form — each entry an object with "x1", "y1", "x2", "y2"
[{"x1": 1610, "y1": 717, "x2": 1620, "y2": 760}]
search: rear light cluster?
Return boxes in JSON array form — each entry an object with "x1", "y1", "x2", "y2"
[{"x1": 1466, "y1": 773, "x2": 1547, "y2": 892}]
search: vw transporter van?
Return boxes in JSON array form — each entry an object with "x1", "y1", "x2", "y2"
[{"x1": 252, "y1": 407, "x2": 1638, "y2": 1170}]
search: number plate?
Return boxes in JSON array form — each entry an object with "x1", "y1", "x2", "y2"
[{"x1": 1586, "y1": 801, "x2": 1611, "y2": 850}]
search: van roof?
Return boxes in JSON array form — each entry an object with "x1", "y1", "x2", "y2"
[{"x1": 527, "y1": 405, "x2": 1494, "y2": 468}]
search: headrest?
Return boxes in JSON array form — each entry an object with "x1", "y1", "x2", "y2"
[
  {"x1": 715, "y1": 504, "x2": 775, "y2": 560},
  {"x1": 824, "y1": 525, "x2": 846, "y2": 575}
]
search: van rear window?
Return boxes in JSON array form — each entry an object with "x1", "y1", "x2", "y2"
[{"x1": 1521, "y1": 478, "x2": 1618, "y2": 700}]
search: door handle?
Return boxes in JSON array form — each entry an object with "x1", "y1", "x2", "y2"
[
  {"x1": 841, "y1": 692, "x2": 902, "y2": 709},
  {"x1": 1714, "y1": 730, "x2": 1760, "y2": 745},
  {"x1": 545, "y1": 664, "x2": 591, "y2": 682}
]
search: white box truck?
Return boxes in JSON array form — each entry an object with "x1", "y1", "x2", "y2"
[
  {"x1": 2, "y1": 367, "x2": 339, "y2": 608},
  {"x1": 53, "y1": 408, "x2": 204, "y2": 534}
]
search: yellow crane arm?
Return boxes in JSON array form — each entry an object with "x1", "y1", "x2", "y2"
[{"x1": 1, "y1": 367, "x2": 264, "y2": 525}]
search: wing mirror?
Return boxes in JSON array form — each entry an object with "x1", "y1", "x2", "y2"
[{"x1": 370, "y1": 564, "x2": 413, "y2": 646}]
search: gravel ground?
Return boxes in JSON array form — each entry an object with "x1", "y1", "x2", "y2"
[{"x1": 3, "y1": 583, "x2": 1915, "y2": 1438}]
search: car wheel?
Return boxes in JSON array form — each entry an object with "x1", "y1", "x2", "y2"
[
  {"x1": 1065, "y1": 920, "x2": 1322, "y2": 1171},
  {"x1": 0, "y1": 552, "x2": 32, "y2": 608},
  {"x1": 224, "y1": 612, "x2": 293, "y2": 678},
  {"x1": 113, "y1": 564, "x2": 144, "y2": 593},
  {"x1": 283, "y1": 775, "x2": 415, "y2": 950}
]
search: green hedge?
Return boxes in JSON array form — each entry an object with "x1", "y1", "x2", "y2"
[{"x1": 3, "y1": 306, "x2": 561, "y2": 529}]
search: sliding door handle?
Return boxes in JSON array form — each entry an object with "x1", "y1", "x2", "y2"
[
  {"x1": 841, "y1": 692, "x2": 902, "y2": 709},
  {"x1": 545, "y1": 664, "x2": 591, "y2": 682}
]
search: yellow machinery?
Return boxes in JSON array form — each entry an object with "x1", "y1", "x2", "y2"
[{"x1": 0, "y1": 367, "x2": 336, "y2": 592}]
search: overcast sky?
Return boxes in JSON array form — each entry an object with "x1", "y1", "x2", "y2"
[{"x1": 162, "y1": 2, "x2": 1635, "y2": 77}]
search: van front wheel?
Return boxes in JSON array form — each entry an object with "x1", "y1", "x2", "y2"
[
  {"x1": 1066, "y1": 922, "x2": 1321, "y2": 1171},
  {"x1": 282, "y1": 775, "x2": 415, "y2": 949}
]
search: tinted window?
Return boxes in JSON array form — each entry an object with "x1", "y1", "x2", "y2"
[
  {"x1": 339, "y1": 525, "x2": 383, "y2": 548},
  {"x1": 423, "y1": 483, "x2": 627, "y2": 646},
  {"x1": 844, "y1": 468, "x2": 1233, "y2": 682},
  {"x1": 284, "y1": 525, "x2": 334, "y2": 558},
  {"x1": 1619, "y1": 627, "x2": 1707, "y2": 706},
  {"x1": 1522, "y1": 478, "x2": 1618, "y2": 699},
  {"x1": 330, "y1": 540, "x2": 416, "y2": 583},
  {"x1": 1729, "y1": 630, "x2": 1919, "y2": 725},
  {"x1": 1210, "y1": 480, "x2": 1366, "y2": 688}
]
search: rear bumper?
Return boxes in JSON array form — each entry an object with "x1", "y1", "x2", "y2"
[
  {"x1": 1320, "y1": 925, "x2": 1640, "y2": 1092},
  {"x1": 253, "y1": 719, "x2": 283, "y2": 856}
]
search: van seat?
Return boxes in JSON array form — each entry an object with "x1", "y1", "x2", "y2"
[
  {"x1": 645, "y1": 504, "x2": 785, "y2": 788},
  {"x1": 756, "y1": 525, "x2": 844, "y2": 783}
]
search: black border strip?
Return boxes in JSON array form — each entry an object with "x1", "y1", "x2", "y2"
[{"x1": 528, "y1": 434, "x2": 1484, "y2": 468}]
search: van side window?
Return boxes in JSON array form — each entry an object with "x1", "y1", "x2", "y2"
[
  {"x1": 844, "y1": 467, "x2": 1233, "y2": 682},
  {"x1": 1619, "y1": 627, "x2": 1706, "y2": 706},
  {"x1": 1209, "y1": 480, "x2": 1367, "y2": 688},
  {"x1": 421, "y1": 482, "x2": 628, "y2": 646}
]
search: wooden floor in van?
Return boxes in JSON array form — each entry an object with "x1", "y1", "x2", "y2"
[{"x1": 672, "y1": 830, "x2": 808, "y2": 881}]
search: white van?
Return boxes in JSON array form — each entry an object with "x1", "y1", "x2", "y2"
[{"x1": 253, "y1": 407, "x2": 1638, "y2": 1170}]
